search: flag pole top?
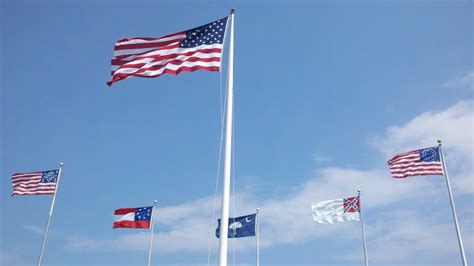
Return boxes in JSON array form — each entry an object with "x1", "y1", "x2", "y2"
[
  {"x1": 59, "y1": 162, "x2": 63, "y2": 166},
  {"x1": 230, "y1": 8, "x2": 235, "y2": 14},
  {"x1": 358, "y1": 188, "x2": 361, "y2": 193},
  {"x1": 438, "y1": 139, "x2": 442, "y2": 146},
  {"x1": 153, "y1": 200, "x2": 157, "y2": 205},
  {"x1": 256, "y1": 208, "x2": 259, "y2": 213}
]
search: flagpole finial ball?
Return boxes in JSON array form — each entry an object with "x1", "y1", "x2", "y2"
[
  {"x1": 358, "y1": 188, "x2": 361, "y2": 192},
  {"x1": 59, "y1": 162, "x2": 63, "y2": 166},
  {"x1": 153, "y1": 200, "x2": 157, "y2": 204},
  {"x1": 230, "y1": 8, "x2": 235, "y2": 14},
  {"x1": 437, "y1": 139, "x2": 442, "y2": 145}
]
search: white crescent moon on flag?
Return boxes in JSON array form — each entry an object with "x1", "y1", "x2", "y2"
[{"x1": 245, "y1": 217, "x2": 252, "y2": 222}]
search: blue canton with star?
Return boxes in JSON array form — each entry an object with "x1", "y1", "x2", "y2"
[
  {"x1": 40, "y1": 170, "x2": 59, "y2": 184},
  {"x1": 419, "y1": 147, "x2": 440, "y2": 162},
  {"x1": 135, "y1": 207, "x2": 153, "y2": 221},
  {"x1": 180, "y1": 17, "x2": 228, "y2": 48}
]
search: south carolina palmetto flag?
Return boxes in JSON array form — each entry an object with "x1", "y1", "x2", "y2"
[
  {"x1": 107, "y1": 17, "x2": 228, "y2": 86},
  {"x1": 311, "y1": 196, "x2": 360, "y2": 224}
]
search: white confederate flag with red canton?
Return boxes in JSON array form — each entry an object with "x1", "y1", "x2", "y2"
[
  {"x1": 311, "y1": 196, "x2": 360, "y2": 224},
  {"x1": 107, "y1": 17, "x2": 228, "y2": 86}
]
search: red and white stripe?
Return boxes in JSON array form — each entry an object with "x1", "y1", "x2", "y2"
[
  {"x1": 388, "y1": 150, "x2": 444, "y2": 178},
  {"x1": 113, "y1": 208, "x2": 150, "y2": 229},
  {"x1": 11, "y1": 172, "x2": 56, "y2": 196},
  {"x1": 107, "y1": 31, "x2": 223, "y2": 86}
]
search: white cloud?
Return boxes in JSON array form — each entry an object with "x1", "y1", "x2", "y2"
[
  {"x1": 357, "y1": 209, "x2": 464, "y2": 263},
  {"x1": 64, "y1": 167, "x2": 441, "y2": 256},
  {"x1": 369, "y1": 100, "x2": 474, "y2": 193},
  {"x1": 64, "y1": 100, "x2": 474, "y2": 264}
]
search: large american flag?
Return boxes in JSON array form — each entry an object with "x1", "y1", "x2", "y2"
[
  {"x1": 11, "y1": 170, "x2": 59, "y2": 196},
  {"x1": 107, "y1": 17, "x2": 228, "y2": 86},
  {"x1": 387, "y1": 146, "x2": 444, "y2": 178}
]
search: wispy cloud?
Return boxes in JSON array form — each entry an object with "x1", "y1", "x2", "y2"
[
  {"x1": 313, "y1": 152, "x2": 332, "y2": 163},
  {"x1": 0, "y1": 251, "x2": 24, "y2": 266},
  {"x1": 23, "y1": 225, "x2": 44, "y2": 235},
  {"x1": 443, "y1": 71, "x2": 474, "y2": 90}
]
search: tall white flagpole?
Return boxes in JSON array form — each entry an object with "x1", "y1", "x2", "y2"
[
  {"x1": 147, "y1": 200, "x2": 158, "y2": 266},
  {"x1": 38, "y1": 162, "x2": 63, "y2": 266},
  {"x1": 437, "y1": 140, "x2": 467, "y2": 266},
  {"x1": 358, "y1": 189, "x2": 368, "y2": 266},
  {"x1": 218, "y1": 8, "x2": 235, "y2": 266},
  {"x1": 256, "y1": 208, "x2": 260, "y2": 266}
]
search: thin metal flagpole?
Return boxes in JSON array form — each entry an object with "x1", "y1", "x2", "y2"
[
  {"x1": 256, "y1": 208, "x2": 260, "y2": 266},
  {"x1": 147, "y1": 200, "x2": 158, "y2": 266},
  {"x1": 438, "y1": 140, "x2": 467, "y2": 266},
  {"x1": 358, "y1": 189, "x2": 368, "y2": 266},
  {"x1": 218, "y1": 8, "x2": 235, "y2": 266},
  {"x1": 38, "y1": 162, "x2": 63, "y2": 266}
]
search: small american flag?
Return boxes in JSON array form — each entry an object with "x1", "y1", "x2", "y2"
[
  {"x1": 387, "y1": 146, "x2": 444, "y2": 178},
  {"x1": 11, "y1": 170, "x2": 59, "y2": 196},
  {"x1": 107, "y1": 17, "x2": 228, "y2": 86}
]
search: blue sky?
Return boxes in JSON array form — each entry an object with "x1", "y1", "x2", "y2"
[{"x1": 1, "y1": 1, "x2": 473, "y2": 265}]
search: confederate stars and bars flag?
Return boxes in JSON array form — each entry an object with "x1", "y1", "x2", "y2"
[
  {"x1": 113, "y1": 206, "x2": 154, "y2": 229},
  {"x1": 107, "y1": 17, "x2": 228, "y2": 86},
  {"x1": 311, "y1": 196, "x2": 360, "y2": 224}
]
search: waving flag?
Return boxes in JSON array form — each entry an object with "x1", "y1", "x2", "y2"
[
  {"x1": 312, "y1": 196, "x2": 360, "y2": 224},
  {"x1": 388, "y1": 146, "x2": 444, "y2": 178},
  {"x1": 216, "y1": 213, "x2": 256, "y2": 238},
  {"x1": 113, "y1": 206, "x2": 153, "y2": 229},
  {"x1": 11, "y1": 170, "x2": 59, "y2": 196},
  {"x1": 107, "y1": 17, "x2": 228, "y2": 86}
]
